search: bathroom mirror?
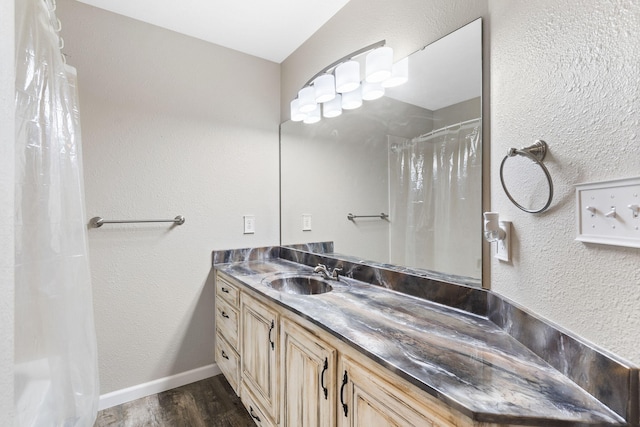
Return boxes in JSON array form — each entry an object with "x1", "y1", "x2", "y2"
[{"x1": 280, "y1": 19, "x2": 483, "y2": 286}]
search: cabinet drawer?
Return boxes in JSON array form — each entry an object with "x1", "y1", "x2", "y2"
[
  {"x1": 241, "y1": 383, "x2": 277, "y2": 427},
  {"x1": 216, "y1": 273, "x2": 240, "y2": 308},
  {"x1": 216, "y1": 298, "x2": 239, "y2": 350},
  {"x1": 215, "y1": 332, "x2": 240, "y2": 394}
]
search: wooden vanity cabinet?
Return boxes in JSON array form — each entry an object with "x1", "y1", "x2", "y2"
[{"x1": 215, "y1": 271, "x2": 501, "y2": 427}]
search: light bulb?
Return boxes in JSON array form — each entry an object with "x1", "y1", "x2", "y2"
[
  {"x1": 298, "y1": 86, "x2": 317, "y2": 113},
  {"x1": 362, "y1": 81, "x2": 385, "y2": 101},
  {"x1": 314, "y1": 74, "x2": 336, "y2": 103},
  {"x1": 342, "y1": 87, "x2": 362, "y2": 110},
  {"x1": 290, "y1": 99, "x2": 306, "y2": 122},
  {"x1": 335, "y1": 60, "x2": 360, "y2": 93},
  {"x1": 303, "y1": 104, "x2": 321, "y2": 124},
  {"x1": 323, "y1": 94, "x2": 342, "y2": 118},
  {"x1": 382, "y1": 57, "x2": 409, "y2": 88},
  {"x1": 366, "y1": 46, "x2": 393, "y2": 83}
]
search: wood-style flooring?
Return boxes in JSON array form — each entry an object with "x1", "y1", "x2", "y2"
[{"x1": 94, "y1": 374, "x2": 254, "y2": 427}]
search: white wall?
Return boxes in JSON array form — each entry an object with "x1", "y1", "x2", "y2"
[
  {"x1": 282, "y1": 0, "x2": 640, "y2": 365},
  {"x1": 489, "y1": 0, "x2": 640, "y2": 364},
  {"x1": 57, "y1": 0, "x2": 280, "y2": 394},
  {"x1": 0, "y1": 0, "x2": 15, "y2": 421}
]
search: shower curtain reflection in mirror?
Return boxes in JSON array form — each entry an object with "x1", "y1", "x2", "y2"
[
  {"x1": 14, "y1": 0, "x2": 99, "y2": 425},
  {"x1": 389, "y1": 119, "x2": 482, "y2": 279}
]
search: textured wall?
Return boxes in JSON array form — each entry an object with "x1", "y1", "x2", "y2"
[
  {"x1": 0, "y1": 0, "x2": 15, "y2": 421},
  {"x1": 57, "y1": 0, "x2": 280, "y2": 394},
  {"x1": 489, "y1": 0, "x2": 640, "y2": 364}
]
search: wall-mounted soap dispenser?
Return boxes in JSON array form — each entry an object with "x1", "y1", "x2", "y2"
[{"x1": 484, "y1": 212, "x2": 511, "y2": 262}]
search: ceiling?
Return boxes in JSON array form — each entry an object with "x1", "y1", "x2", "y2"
[{"x1": 76, "y1": 0, "x2": 351, "y2": 63}]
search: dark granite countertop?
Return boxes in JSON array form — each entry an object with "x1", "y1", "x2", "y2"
[{"x1": 216, "y1": 259, "x2": 626, "y2": 426}]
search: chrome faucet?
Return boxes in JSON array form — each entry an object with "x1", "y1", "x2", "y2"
[{"x1": 313, "y1": 264, "x2": 342, "y2": 281}]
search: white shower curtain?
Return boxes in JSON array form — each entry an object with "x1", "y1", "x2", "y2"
[
  {"x1": 389, "y1": 120, "x2": 482, "y2": 279},
  {"x1": 14, "y1": 0, "x2": 99, "y2": 425}
]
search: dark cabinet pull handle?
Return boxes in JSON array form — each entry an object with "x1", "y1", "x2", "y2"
[
  {"x1": 320, "y1": 357, "x2": 328, "y2": 400},
  {"x1": 221, "y1": 350, "x2": 229, "y2": 360},
  {"x1": 221, "y1": 287, "x2": 230, "y2": 293},
  {"x1": 268, "y1": 320, "x2": 275, "y2": 350},
  {"x1": 249, "y1": 406, "x2": 261, "y2": 422},
  {"x1": 221, "y1": 311, "x2": 229, "y2": 319},
  {"x1": 340, "y1": 370, "x2": 348, "y2": 417}
]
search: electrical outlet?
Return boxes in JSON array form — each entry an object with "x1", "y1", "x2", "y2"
[
  {"x1": 496, "y1": 221, "x2": 511, "y2": 262},
  {"x1": 302, "y1": 214, "x2": 312, "y2": 231},
  {"x1": 243, "y1": 215, "x2": 255, "y2": 234}
]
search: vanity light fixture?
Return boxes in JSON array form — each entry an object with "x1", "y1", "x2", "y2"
[
  {"x1": 323, "y1": 94, "x2": 342, "y2": 118},
  {"x1": 303, "y1": 104, "x2": 321, "y2": 124},
  {"x1": 335, "y1": 60, "x2": 360, "y2": 93},
  {"x1": 341, "y1": 87, "x2": 363, "y2": 110},
  {"x1": 290, "y1": 99, "x2": 306, "y2": 122},
  {"x1": 297, "y1": 86, "x2": 317, "y2": 113},
  {"x1": 290, "y1": 40, "x2": 409, "y2": 124},
  {"x1": 313, "y1": 74, "x2": 336, "y2": 103},
  {"x1": 361, "y1": 81, "x2": 385, "y2": 101},
  {"x1": 382, "y1": 57, "x2": 409, "y2": 88},
  {"x1": 365, "y1": 46, "x2": 393, "y2": 83}
]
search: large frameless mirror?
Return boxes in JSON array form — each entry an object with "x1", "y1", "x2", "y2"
[{"x1": 280, "y1": 19, "x2": 483, "y2": 286}]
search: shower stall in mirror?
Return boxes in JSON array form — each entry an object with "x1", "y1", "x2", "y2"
[{"x1": 280, "y1": 19, "x2": 482, "y2": 286}]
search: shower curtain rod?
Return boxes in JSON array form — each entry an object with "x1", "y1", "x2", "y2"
[{"x1": 413, "y1": 117, "x2": 481, "y2": 142}]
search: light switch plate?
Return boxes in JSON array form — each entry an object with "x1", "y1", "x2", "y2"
[
  {"x1": 496, "y1": 221, "x2": 511, "y2": 262},
  {"x1": 575, "y1": 177, "x2": 640, "y2": 248},
  {"x1": 243, "y1": 215, "x2": 255, "y2": 234},
  {"x1": 302, "y1": 214, "x2": 312, "y2": 231}
]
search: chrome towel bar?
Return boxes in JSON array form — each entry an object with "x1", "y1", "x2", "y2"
[
  {"x1": 347, "y1": 213, "x2": 389, "y2": 221},
  {"x1": 89, "y1": 215, "x2": 185, "y2": 228}
]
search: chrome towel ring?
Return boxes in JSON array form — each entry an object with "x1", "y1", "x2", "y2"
[{"x1": 500, "y1": 140, "x2": 553, "y2": 213}]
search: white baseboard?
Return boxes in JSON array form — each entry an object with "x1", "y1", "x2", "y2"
[{"x1": 98, "y1": 363, "x2": 222, "y2": 410}]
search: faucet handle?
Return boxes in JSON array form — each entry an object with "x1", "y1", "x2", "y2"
[{"x1": 331, "y1": 267, "x2": 343, "y2": 279}]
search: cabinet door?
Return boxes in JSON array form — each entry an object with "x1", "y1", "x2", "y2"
[
  {"x1": 281, "y1": 318, "x2": 337, "y2": 427},
  {"x1": 338, "y1": 357, "x2": 454, "y2": 427},
  {"x1": 241, "y1": 294, "x2": 279, "y2": 423}
]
